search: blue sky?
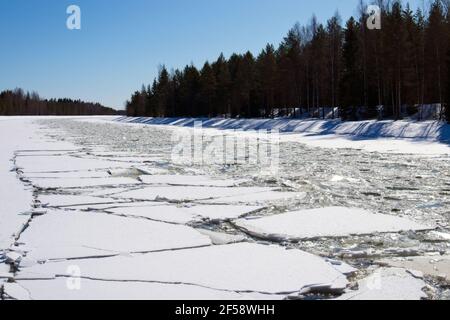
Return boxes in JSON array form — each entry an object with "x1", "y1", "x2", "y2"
[{"x1": 0, "y1": 0, "x2": 424, "y2": 109}]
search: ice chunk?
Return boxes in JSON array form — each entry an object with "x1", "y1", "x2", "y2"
[
  {"x1": 19, "y1": 243, "x2": 348, "y2": 294},
  {"x1": 3, "y1": 282, "x2": 32, "y2": 300},
  {"x1": 11, "y1": 278, "x2": 285, "y2": 300},
  {"x1": 196, "y1": 229, "x2": 246, "y2": 245},
  {"x1": 139, "y1": 175, "x2": 247, "y2": 187},
  {"x1": 235, "y1": 207, "x2": 434, "y2": 240},
  {"x1": 17, "y1": 210, "x2": 212, "y2": 261},
  {"x1": 336, "y1": 268, "x2": 427, "y2": 300},
  {"x1": 6, "y1": 251, "x2": 22, "y2": 264},
  {"x1": 0, "y1": 263, "x2": 13, "y2": 279},
  {"x1": 325, "y1": 259, "x2": 358, "y2": 276}
]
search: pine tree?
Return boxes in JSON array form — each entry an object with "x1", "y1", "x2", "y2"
[
  {"x1": 199, "y1": 62, "x2": 217, "y2": 117},
  {"x1": 425, "y1": 0, "x2": 447, "y2": 118},
  {"x1": 341, "y1": 17, "x2": 361, "y2": 120},
  {"x1": 257, "y1": 44, "x2": 277, "y2": 118},
  {"x1": 326, "y1": 13, "x2": 343, "y2": 119},
  {"x1": 213, "y1": 54, "x2": 231, "y2": 117}
]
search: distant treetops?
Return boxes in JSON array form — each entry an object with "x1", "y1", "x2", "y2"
[
  {"x1": 0, "y1": 89, "x2": 118, "y2": 116},
  {"x1": 127, "y1": 0, "x2": 450, "y2": 123}
]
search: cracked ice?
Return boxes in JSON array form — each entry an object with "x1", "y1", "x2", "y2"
[{"x1": 1, "y1": 116, "x2": 449, "y2": 300}]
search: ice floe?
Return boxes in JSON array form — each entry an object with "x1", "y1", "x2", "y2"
[
  {"x1": 15, "y1": 155, "x2": 131, "y2": 173},
  {"x1": 336, "y1": 268, "x2": 427, "y2": 300},
  {"x1": 23, "y1": 170, "x2": 111, "y2": 179},
  {"x1": 17, "y1": 210, "x2": 212, "y2": 261},
  {"x1": 37, "y1": 195, "x2": 121, "y2": 208},
  {"x1": 139, "y1": 175, "x2": 247, "y2": 187},
  {"x1": 6, "y1": 278, "x2": 285, "y2": 300},
  {"x1": 377, "y1": 256, "x2": 450, "y2": 283},
  {"x1": 107, "y1": 204, "x2": 263, "y2": 224},
  {"x1": 202, "y1": 191, "x2": 304, "y2": 205},
  {"x1": 116, "y1": 186, "x2": 284, "y2": 202},
  {"x1": 18, "y1": 243, "x2": 348, "y2": 294},
  {"x1": 30, "y1": 177, "x2": 140, "y2": 189},
  {"x1": 235, "y1": 207, "x2": 434, "y2": 240}
]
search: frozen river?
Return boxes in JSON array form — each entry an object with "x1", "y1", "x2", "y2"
[{"x1": 1, "y1": 117, "x2": 450, "y2": 300}]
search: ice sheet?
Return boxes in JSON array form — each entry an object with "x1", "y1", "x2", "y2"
[
  {"x1": 19, "y1": 243, "x2": 348, "y2": 294},
  {"x1": 7, "y1": 278, "x2": 285, "y2": 300}
]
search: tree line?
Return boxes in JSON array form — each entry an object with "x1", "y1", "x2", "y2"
[
  {"x1": 126, "y1": 0, "x2": 450, "y2": 123},
  {"x1": 0, "y1": 88, "x2": 118, "y2": 116}
]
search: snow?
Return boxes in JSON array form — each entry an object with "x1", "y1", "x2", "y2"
[
  {"x1": 6, "y1": 278, "x2": 285, "y2": 300},
  {"x1": 336, "y1": 268, "x2": 427, "y2": 300},
  {"x1": 118, "y1": 117, "x2": 450, "y2": 155},
  {"x1": 17, "y1": 210, "x2": 212, "y2": 261},
  {"x1": 18, "y1": 243, "x2": 348, "y2": 294},
  {"x1": 235, "y1": 207, "x2": 434, "y2": 240},
  {"x1": 107, "y1": 204, "x2": 263, "y2": 224}
]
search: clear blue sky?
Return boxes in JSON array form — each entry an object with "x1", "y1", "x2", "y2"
[{"x1": 0, "y1": 0, "x2": 424, "y2": 109}]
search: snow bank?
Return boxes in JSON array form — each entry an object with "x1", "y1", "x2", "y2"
[
  {"x1": 116, "y1": 117, "x2": 450, "y2": 155},
  {"x1": 117, "y1": 117, "x2": 450, "y2": 142}
]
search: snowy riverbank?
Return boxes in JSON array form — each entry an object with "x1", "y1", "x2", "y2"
[{"x1": 116, "y1": 117, "x2": 450, "y2": 155}]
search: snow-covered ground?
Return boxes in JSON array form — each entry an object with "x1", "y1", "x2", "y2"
[{"x1": 1, "y1": 116, "x2": 449, "y2": 300}]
